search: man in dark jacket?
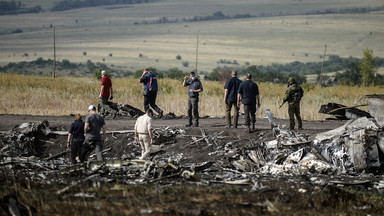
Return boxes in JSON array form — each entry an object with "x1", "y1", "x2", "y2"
[
  {"x1": 282, "y1": 77, "x2": 304, "y2": 130},
  {"x1": 224, "y1": 70, "x2": 242, "y2": 128},
  {"x1": 67, "y1": 114, "x2": 85, "y2": 164},
  {"x1": 237, "y1": 73, "x2": 260, "y2": 133},
  {"x1": 140, "y1": 68, "x2": 163, "y2": 118},
  {"x1": 183, "y1": 71, "x2": 203, "y2": 127}
]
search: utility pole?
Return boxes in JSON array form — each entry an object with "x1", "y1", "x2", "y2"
[
  {"x1": 195, "y1": 35, "x2": 199, "y2": 75},
  {"x1": 319, "y1": 44, "x2": 327, "y2": 86},
  {"x1": 53, "y1": 27, "x2": 56, "y2": 78}
]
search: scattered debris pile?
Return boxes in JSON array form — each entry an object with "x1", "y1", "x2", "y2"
[
  {"x1": 1, "y1": 118, "x2": 383, "y2": 183},
  {"x1": 100, "y1": 101, "x2": 180, "y2": 119},
  {"x1": 259, "y1": 117, "x2": 383, "y2": 175},
  {"x1": 0, "y1": 121, "x2": 51, "y2": 157},
  {"x1": 99, "y1": 101, "x2": 144, "y2": 118},
  {"x1": 1, "y1": 96, "x2": 384, "y2": 200}
]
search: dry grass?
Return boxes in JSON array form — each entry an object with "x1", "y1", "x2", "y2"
[{"x1": 1, "y1": 73, "x2": 382, "y2": 120}]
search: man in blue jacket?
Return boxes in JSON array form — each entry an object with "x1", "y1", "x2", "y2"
[
  {"x1": 140, "y1": 68, "x2": 163, "y2": 118},
  {"x1": 224, "y1": 70, "x2": 242, "y2": 128},
  {"x1": 237, "y1": 73, "x2": 261, "y2": 133}
]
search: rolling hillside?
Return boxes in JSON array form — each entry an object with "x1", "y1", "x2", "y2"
[{"x1": 0, "y1": 0, "x2": 383, "y2": 75}]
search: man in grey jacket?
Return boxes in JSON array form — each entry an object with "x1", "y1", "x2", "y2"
[{"x1": 80, "y1": 104, "x2": 106, "y2": 162}]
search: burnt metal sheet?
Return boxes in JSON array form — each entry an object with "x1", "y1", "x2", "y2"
[
  {"x1": 318, "y1": 102, "x2": 371, "y2": 120},
  {"x1": 364, "y1": 94, "x2": 384, "y2": 127}
]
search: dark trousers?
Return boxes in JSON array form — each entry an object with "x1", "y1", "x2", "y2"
[
  {"x1": 288, "y1": 102, "x2": 302, "y2": 129},
  {"x1": 99, "y1": 96, "x2": 116, "y2": 116},
  {"x1": 80, "y1": 139, "x2": 104, "y2": 162},
  {"x1": 244, "y1": 104, "x2": 256, "y2": 127},
  {"x1": 225, "y1": 101, "x2": 239, "y2": 127},
  {"x1": 188, "y1": 97, "x2": 199, "y2": 124},
  {"x1": 70, "y1": 138, "x2": 83, "y2": 164},
  {"x1": 144, "y1": 91, "x2": 162, "y2": 114},
  {"x1": 99, "y1": 96, "x2": 108, "y2": 115}
]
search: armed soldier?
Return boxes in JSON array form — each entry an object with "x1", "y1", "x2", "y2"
[{"x1": 281, "y1": 77, "x2": 304, "y2": 130}]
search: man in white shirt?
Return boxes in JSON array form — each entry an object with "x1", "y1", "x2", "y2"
[{"x1": 134, "y1": 109, "x2": 153, "y2": 160}]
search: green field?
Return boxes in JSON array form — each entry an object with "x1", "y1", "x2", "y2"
[{"x1": 1, "y1": 0, "x2": 384, "y2": 75}]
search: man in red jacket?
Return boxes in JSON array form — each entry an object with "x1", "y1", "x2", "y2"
[{"x1": 99, "y1": 70, "x2": 116, "y2": 118}]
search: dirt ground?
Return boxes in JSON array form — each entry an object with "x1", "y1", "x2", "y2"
[
  {"x1": 0, "y1": 113, "x2": 345, "y2": 163},
  {"x1": 1, "y1": 114, "x2": 384, "y2": 216},
  {"x1": 0, "y1": 113, "x2": 345, "y2": 136}
]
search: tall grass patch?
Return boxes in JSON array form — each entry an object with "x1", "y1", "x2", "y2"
[{"x1": 0, "y1": 73, "x2": 382, "y2": 120}]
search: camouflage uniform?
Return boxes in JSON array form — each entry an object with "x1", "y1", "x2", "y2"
[{"x1": 283, "y1": 77, "x2": 304, "y2": 130}]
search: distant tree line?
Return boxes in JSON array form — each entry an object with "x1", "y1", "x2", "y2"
[
  {"x1": 306, "y1": 5, "x2": 384, "y2": 15},
  {"x1": 207, "y1": 66, "x2": 307, "y2": 84},
  {"x1": 257, "y1": 55, "x2": 384, "y2": 76},
  {"x1": 133, "y1": 67, "x2": 187, "y2": 80},
  {"x1": 1, "y1": 53, "x2": 383, "y2": 85},
  {"x1": 0, "y1": 57, "x2": 131, "y2": 77},
  {"x1": 51, "y1": 0, "x2": 161, "y2": 11},
  {"x1": 138, "y1": 6, "x2": 384, "y2": 25},
  {"x1": 217, "y1": 59, "x2": 239, "y2": 65},
  {"x1": 0, "y1": 1, "x2": 42, "y2": 15},
  {"x1": 139, "y1": 11, "x2": 256, "y2": 25}
]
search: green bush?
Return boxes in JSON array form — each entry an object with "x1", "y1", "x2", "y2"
[{"x1": 94, "y1": 68, "x2": 112, "y2": 80}]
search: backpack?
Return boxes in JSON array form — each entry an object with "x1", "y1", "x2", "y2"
[{"x1": 290, "y1": 86, "x2": 303, "y2": 103}]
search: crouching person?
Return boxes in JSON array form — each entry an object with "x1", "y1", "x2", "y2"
[
  {"x1": 134, "y1": 109, "x2": 153, "y2": 160},
  {"x1": 80, "y1": 105, "x2": 106, "y2": 162}
]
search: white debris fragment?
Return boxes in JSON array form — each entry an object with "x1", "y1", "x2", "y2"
[
  {"x1": 266, "y1": 140, "x2": 278, "y2": 149},
  {"x1": 298, "y1": 188, "x2": 307, "y2": 193}
]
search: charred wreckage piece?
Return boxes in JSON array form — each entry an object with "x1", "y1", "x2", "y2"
[{"x1": 98, "y1": 101, "x2": 179, "y2": 119}]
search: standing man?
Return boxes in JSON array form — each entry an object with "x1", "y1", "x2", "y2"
[
  {"x1": 140, "y1": 68, "x2": 163, "y2": 118},
  {"x1": 99, "y1": 70, "x2": 116, "y2": 118},
  {"x1": 224, "y1": 70, "x2": 242, "y2": 128},
  {"x1": 134, "y1": 109, "x2": 154, "y2": 160},
  {"x1": 66, "y1": 114, "x2": 85, "y2": 164},
  {"x1": 282, "y1": 77, "x2": 304, "y2": 130},
  {"x1": 80, "y1": 105, "x2": 106, "y2": 162},
  {"x1": 183, "y1": 71, "x2": 203, "y2": 127},
  {"x1": 237, "y1": 73, "x2": 260, "y2": 133}
]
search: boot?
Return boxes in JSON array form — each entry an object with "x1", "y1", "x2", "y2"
[
  {"x1": 246, "y1": 125, "x2": 251, "y2": 133},
  {"x1": 185, "y1": 122, "x2": 192, "y2": 127},
  {"x1": 193, "y1": 121, "x2": 199, "y2": 127},
  {"x1": 158, "y1": 110, "x2": 163, "y2": 118},
  {"x1": 252, "y1": 123, "x2": 255, "y2": 130}
]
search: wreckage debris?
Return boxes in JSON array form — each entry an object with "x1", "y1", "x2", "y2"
[
  {"x1": 318, "y1": 102, "x2": 371, "y2": 120},
  {"x1": 360, "y1": 94, "x2": 384, "y2": 127},
  {"x1": 1, "y1": 102, "x2": 384, "y2": 201},
  {"x1": 1, "y1": 121, "x2": 51, "y2": 157},
  {"x1": 98, "y1": 101, "x2": 180, "y2": 119}
]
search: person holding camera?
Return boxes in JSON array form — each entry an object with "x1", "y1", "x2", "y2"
[
  {"x1": 140, "y1": 68, "x2": 163, "y2": 118},
  {"x1": 183, "y1": 71, "x2": 203, "y2": 127}
]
